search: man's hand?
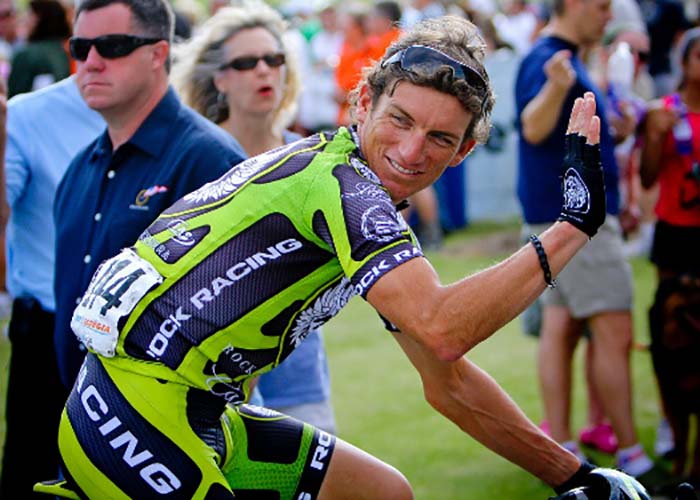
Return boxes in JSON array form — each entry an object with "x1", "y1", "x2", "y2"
[
  {"x1": 544, "y1": 50, "x2": 576, "y2": 93},
  {"x1": 558, "y1": 92, "x2": 606, "y2": 238},
  {"x1": 552, "y1": 466, "x2": 650, "y2": 500}
]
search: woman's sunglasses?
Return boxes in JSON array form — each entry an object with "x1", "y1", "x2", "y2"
[
  {"x1": 219, "y1": 53, "x2": 286, "y2": 72},
  {"x1": 382, "y1": 45, "x2": 488, "y2": 92},
  {"x1": 69, "y1": 34, "x2": 164, "y2": 61}
]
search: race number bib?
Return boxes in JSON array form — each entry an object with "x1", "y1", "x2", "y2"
[{"x1": 71, "y1": 248, "x2": 163, "y2": 357}]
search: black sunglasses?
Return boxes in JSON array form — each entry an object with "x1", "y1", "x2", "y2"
[
  {"x1": 219, "y1": 53, "x2": 286, "y2": 71},
  {"x1": 69, "y1": 34, "x2": 164, "y2": 61},
  {"x1": 382, "y1": 45, "x2": 488, "y2": 92}
]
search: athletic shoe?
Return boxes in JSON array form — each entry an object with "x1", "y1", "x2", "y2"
[
  {"x1": 654, "y1": 418, "x2": 675, "y2": 459},
  {"x1": 579, "y1": 422, "x2": 619, "y2": 455}
]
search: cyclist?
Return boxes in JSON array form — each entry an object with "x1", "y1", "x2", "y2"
[{"x1": 52, "y1": 12, "x2": 649, "y2": 500}]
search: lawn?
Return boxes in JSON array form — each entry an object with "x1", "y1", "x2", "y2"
[{"x1": 0, "y1": 221, "x2": 663, "y2": 499}]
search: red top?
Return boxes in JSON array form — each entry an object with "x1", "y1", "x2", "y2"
[{"x1": 655, "y1": 94, "x2": 700, "y2": 227}]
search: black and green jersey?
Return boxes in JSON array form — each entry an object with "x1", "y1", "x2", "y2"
[{"x1": 106, "y1": 127, "x2": 422, "y2": 404}]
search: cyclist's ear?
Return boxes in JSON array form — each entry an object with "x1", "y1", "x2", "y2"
[
  {"x1": 450, "y1": 138, "x2": 476, "y2": 167},
  {"x1": 355, "y1": 84, "x2": 372, "y2": 124}
]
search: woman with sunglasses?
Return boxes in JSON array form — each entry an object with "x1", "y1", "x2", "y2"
[{"x1": 171, "y1": 3, "x2": 336, "y2": 435}]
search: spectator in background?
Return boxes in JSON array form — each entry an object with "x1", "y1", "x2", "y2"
[
  {"x1": 53, "y1": 0, "x2": 245, "y2": 390},
  {"x1": 0, "y1": 0, "x2": 21, "y2": 80},
  {"x1": 492, "y1": 0, "x2": 539, "y2": 55},
  {"x1": 334, "y1": 3, "x2": 371, "y2": 127},
  {"x1": 296, "y1": 3, "x2": 342, "y2": 135},
  {"x1": 0, "y1": 76, "x2": 104, "y2": 499},
  {"x1": 515, "y1": 0, "x2": 671, "y2": 493},
  {"x1": 640, "y1": 0, "x2": 692, "y2": 97},
  {"x1": 639, "y1": 26, "x2": 700, "y2": 466},
  {"x1": 8, "y1": 0, "x2": 70, "y2": 97},
  {"x1": 170, "y1": 2, "x2": 336, "y2": 433},
  {"x1": 400, "y1": 0, "x2": 445, "y2": 28},
  {"x1": 599, "y1": 25, "x2": 656, "y2": 251},
  {"x1": 366, "y1": 0, "x2": 402, "y2": 61}
]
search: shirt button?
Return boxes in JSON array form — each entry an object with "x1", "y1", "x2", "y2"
[
  {"x1": 84, "y1": 255, "x2": 91, "y2": 264},
  {"x1": 79, "y1": 343, "x2": 86, "y2": 351},
  {"x1": 94, "y1": 213, "x2": 102, "y2": 221},
  {"x1": 107, "y1": 170, "x2": 116, "y2": 179},
  {"x1": 75, "y1": 296, "x2": 81, "y2": 305}
]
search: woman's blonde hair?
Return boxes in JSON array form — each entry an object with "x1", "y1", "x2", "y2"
[{"x1": 171, "y1": 1, "x2": 301, "y2": 133}]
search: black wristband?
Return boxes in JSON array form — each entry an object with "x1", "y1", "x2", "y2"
[
  {"x1": 554, "y1": 461, "x2": 596, "y2": 495},
  {"x1": 529, "y1": 234, "x2": 557, "y2": 289}
]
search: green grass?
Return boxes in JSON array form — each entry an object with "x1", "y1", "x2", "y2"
[{"x1": 0, "y1": 222, "x2": 662, "y2": 499}]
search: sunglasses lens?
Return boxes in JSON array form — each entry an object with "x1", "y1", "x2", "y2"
[
  {"x1": 69, "y1": 38, "x2": 91, "y2": 61},
  {"x1": 230, "y1": 57, "x2": 259, "y2": 71},
  {"x1": 226, "y1": 53, "x2": 286, "y2": 71},
  {"x1": 406, "y1": 46, "x2": 486, "y2": 91},
  {"x1": 401, "y1": 47, "x2": 463, "y2": 79},
  {"x1": 69, "y1": 35, "x2": 161, "y2": 61},
  {"x1": 263, "y1": 53, "x2": 286, "y2": 68},
  {"x1": 96, "y1": 37, "x2": 134, "y2": 58}
]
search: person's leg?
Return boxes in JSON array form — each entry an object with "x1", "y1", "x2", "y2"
[
  {"x1": 538, "y1": 305, "x2": 583, "y2": 445},
  {"x1": 583, "y1": 339, "x2": 605, "y2": 427},
  {"x1": 579, "y1": 336, "x2": 618, "y2": 455},
  {"x1": 318, "y1": 439, "x2": 413, "y2": 500},
  {"x1": 223, "y1": 404, "x2": 413, "y2": 500},
  {"x1": 0, "y1": 298, "x2": 68, "y2": 499},
  {"x1": 587, "y1": 311, "x2": 637, "y2": 448}
]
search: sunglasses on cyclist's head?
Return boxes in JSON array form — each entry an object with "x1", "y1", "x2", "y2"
[
  {"x1": 381, "y1": 45, "x2": 488, "y2": 93},
  {"x1": 69, "y1": 34, "x2": 165, "y2": 61},
  {"x1": 219, "y1": 53, "x2": 286, "y2": 72}
]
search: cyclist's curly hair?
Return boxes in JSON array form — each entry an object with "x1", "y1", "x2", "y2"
[
  {"x1": 170, "y1": 1, "x2": 300, "y2": 132},
  {"x1": 348, "y1": 15, "x2": 495, "y2": 144}
]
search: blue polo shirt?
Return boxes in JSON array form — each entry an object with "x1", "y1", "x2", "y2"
[
  {"x1": 53, "y1": 86, "x2": 246, "y2": 387},
  {"x1": 514, "y1": 36, "x2": 620, "y2": 224}
]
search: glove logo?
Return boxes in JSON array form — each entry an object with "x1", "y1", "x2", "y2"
[{"x1": 562, "y1": 168, "x2": 590, "y2": 214}]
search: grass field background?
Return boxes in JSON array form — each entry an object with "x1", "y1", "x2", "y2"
[{"x1": 0, "y1": 221, "x2": 663, "y2": 499}]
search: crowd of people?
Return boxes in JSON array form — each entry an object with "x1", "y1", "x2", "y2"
[{"x1": 0, "y1": 0, "x2": 698, "y2": 498}]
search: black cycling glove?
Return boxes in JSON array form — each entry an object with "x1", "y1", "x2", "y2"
[
  {"x1": 552, "y1": 463, "x2": 650, "y2": 500},
  {"x1": 557, "y1": 133, "x2": 606, "y2": 238}
]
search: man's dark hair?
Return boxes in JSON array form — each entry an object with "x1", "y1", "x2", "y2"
[
  {"x1": 75, "y1": 0, "x2": 174, "y2": 44},
  {"x1": 374, "y1": 1, "x2": 401, "y2": 25}
]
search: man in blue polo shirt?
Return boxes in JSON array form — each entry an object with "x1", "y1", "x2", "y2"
[
  {"x1": 514, "y1": 0, "x2": 669, "y2": 492},
  {"x1": 53, "y1": 0, "x2": 245, "y2": 389}
]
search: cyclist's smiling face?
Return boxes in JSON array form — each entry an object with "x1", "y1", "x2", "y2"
[{"x1": 355, "y1": 81, "x2": 475, "y2": 203}]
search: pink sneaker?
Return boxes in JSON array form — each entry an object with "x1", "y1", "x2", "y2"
[{"x1": 579, "y1": 422, "x2": 618, "y2": 454}]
